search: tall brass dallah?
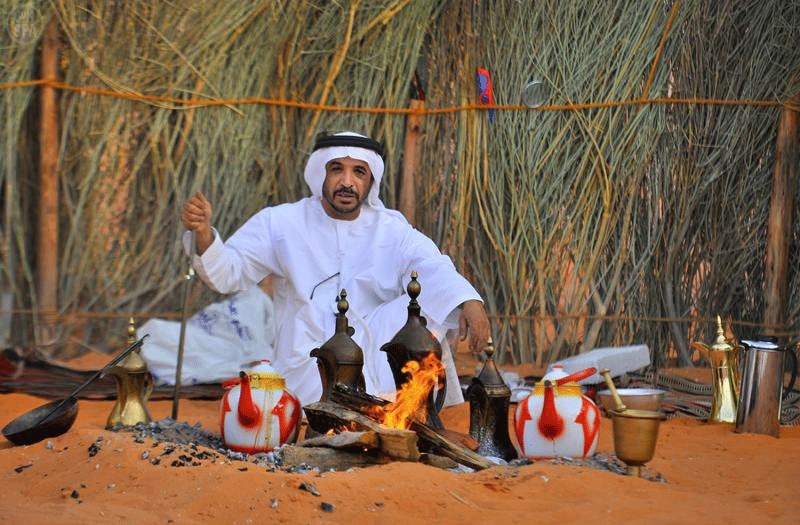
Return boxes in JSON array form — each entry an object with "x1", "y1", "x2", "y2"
[
  {"x1": 310, "y1": 290, "x2": 366, "y2": 402},
  {"x1": 106, "y1": 318, "x2": 154, "y2": 428},
  {"x1": 690, "y1": 315, "x2": 740, "y2": 423}
]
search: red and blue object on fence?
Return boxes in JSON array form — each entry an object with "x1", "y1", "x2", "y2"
[{"x1": 476, "y1": 68, "x2": 495, "y2": 123}]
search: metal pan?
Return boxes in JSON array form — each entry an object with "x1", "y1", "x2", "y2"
[
  {"x1": 2, "y1": 335, "x2": 147, "y2": 446},
  {"x1": 2, "y1": 396, "x2": 79, "y2": 446}
]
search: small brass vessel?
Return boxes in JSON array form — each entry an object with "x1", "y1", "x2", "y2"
[
  {"x1": 106, "y1": 318, "x2": 153, "y2": 428},
  {"x1": 601, "y1": 368, "x2": 662, "y2": 477},
  {"x1": 610, "y1": 409, "x2": 662, "y2": 477}
]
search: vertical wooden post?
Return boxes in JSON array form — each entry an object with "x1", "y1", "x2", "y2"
[
  {"x1": 399, "y1": 98, "x2": 424, "y2": 226},
  {"x1": 37, "y1": 18, "x2": 60, "y2": 347},
  {"x1": 763, "y1": 94, "x2": 799, "y2": 338}
]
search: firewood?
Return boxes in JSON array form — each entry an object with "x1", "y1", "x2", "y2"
[
  {"x1": 303, "y1": 402, "x2": 420, "y2": 461},
  {"x1": 419, "y1": 453, "x2": 459, "y2": 470},
  {"x1": 304, "y1": 400, "x2": 490, "y2": 469},
  {"x1": 300, "y1": 430, "x2": 380, "y2": 450},
  {"x1": 324, "y1": 385, "x2": 489, "y2": 468},
  {"x1": 304, "y1": 401, "x2": 385, "y2": 433},
  {"x1": 282, "y1": 445, "x2": 387, "y2": 470},
  {"x1": 329, "y1": 384, "x2": 389, "y2": 409},
  {"x1": 410, "y1": 421, "x2": 493, "y2": 470},
  {"x1": 375, "y1": 427, "x2": 420, "y2": 461}
]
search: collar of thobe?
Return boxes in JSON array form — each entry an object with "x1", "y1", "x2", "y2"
[{"x1": 312, "y1": 199, "x2": 377, "y2": 237}]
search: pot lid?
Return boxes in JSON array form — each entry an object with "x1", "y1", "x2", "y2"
[
  {"x1": 473, "y1": 339, "x2": 510, "y2": 396},
  {"x1": 116, "y1": 318, "x2": 148, "y2": 372},
  {"x1": 247, "y1": 360, "x2": 283, "y2": 379},
  {"x1": 741, "y1": 339, "x2": 781, "y2": 350}
]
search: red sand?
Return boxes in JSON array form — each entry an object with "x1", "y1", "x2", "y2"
[{"x1": 1, "y1": 357, "x2": 799, "y2": 525}]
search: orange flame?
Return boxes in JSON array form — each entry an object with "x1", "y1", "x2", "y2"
[
  {"x1": 369, "y1": 352, "x2": 444, "y2": 430},
  {"x1": 326, "y1": 422, "x2": 357, "y2": 436}
]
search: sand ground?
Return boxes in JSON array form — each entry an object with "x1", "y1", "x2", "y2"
[{"x1": 1, "y1": 353, "x2": 798, "y2": 525}]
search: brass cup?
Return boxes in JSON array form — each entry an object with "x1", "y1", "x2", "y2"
[{"x1": 611, "y1": 408, "x2": 662, "y2": 477}]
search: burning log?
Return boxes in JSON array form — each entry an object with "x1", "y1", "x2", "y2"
[
  {"x1": 303, "y1": 402, "x2": 420, "y2": 461},
  {"x1": 282, "y1": 445, "x2": 387, "y2": 470},
  {"x1": 409, "y1": 421, "x2": 492, "y2": 471},
  {"x1": 301, "y1": 430, "x2": 380, "y2": 450},
  {"x1": 306, "y1": 385, "x2": 493, "y2": 470}
]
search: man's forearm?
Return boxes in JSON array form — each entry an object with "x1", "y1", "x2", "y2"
[{"x1": 195, "y1": 227, "x2": 214, "y2": 255}]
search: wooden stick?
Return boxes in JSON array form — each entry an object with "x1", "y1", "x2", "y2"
[
  {"x1": 303, "y1": 402, "x2": 419, "y2": 461},
  {"x1": 410, "y1": 421, "x2": 492, "y2": 471},
  {"x1": 300, "y1": 430, "x2": 380, "y2": 450},
  {"x1": 37, "y1": 17, "x2": 60, "y2": 349},
  {"x1": 764, "y1": 93, "x2": 799, "y2": 335},
  {"x1": 306, "y1": 392, "x2": 491, "y2": 470},
  {"x1": 400, "y1": 98, "x2": 424, "y2": 225},
  {"x1": 282, "y1": 445, "x2": 387, "y2": 470}
]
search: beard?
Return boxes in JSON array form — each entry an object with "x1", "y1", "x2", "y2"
[{"x1": 322, "y1": 185, "x2": 367, "y2": 215}]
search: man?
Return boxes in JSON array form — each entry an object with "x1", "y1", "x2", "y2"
[{"x1": 181, "y1": 131, "x2": 490, "y2": 405}]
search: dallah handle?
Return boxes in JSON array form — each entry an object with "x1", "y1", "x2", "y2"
[{"x1": 554, "y1": 367, "x2": 596, "y2": 386}]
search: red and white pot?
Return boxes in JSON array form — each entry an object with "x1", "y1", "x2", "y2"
[
  {"x1": 514, "y1": 365, "x2": 600, "y2": 458},
  {"x1": 220, "y1": 361, "x2": 301, "y2": 454}
]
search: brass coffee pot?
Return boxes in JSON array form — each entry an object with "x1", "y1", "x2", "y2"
[
  {"x1": 690, "y1": 315, "x2": 740, "y2": 424},
  {"x1": 106, "y1": 318, "x2": 153, "y2": 428},
  {"x1": 310, "y1": 289, "x2": 366, "y2": 402}
]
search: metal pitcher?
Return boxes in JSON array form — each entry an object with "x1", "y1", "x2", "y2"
[
  {"x1": 106, "y1": 318, "x2": 154, "y2": 428},
  {"x1": 734, "y1": 339, "x2": 798, "y2": 437},
  {"x1": 690, "y1": 315, "x2": 740, "y2": 423}
]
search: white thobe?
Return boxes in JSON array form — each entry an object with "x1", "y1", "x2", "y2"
[{"x1": 185, "y1": 197, "x2": 482, "y2": 406}]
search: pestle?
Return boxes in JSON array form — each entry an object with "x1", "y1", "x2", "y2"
[{"x1": 600, "y1": 368, "x2": 627, "y2": 412}]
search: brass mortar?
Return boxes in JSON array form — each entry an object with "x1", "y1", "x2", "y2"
[{"x1": 600, "y1": 368, "x2": 663, "y2": 477}]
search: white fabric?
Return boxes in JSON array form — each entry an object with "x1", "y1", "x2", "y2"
[
  {"x1": 137, "y1": 286, "x2": 276, "y2": 385},
  {"x1": 184, "y1": 199, "x2": 481, "y2": 406},
  {"x1": 303, "y1": 131, "x2": 386, "y2": 209}
]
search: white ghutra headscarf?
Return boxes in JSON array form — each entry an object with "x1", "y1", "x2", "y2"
[{"x1": 303, "y1": 131, "x2": 386, "y2": 209}]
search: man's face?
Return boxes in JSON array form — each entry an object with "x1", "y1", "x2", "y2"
[{"x1": 321, "y1": 157, "x2": 373, "y2": 220}]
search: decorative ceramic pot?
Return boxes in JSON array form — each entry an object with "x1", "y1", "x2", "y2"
[
  {"x1": 514, "y1": 365, "x2": 600, "y2": 458},
  {"x1": 220, "y1": 361, "x2": 301, "y2": 453}
]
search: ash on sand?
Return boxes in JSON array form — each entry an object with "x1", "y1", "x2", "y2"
[
  {"x1": 511, "y1": 454, "x2": 667, "y2": 483},
  {"x1": 109, "y1": 418, "x2": 292, "y2": 471},
  {"x1": 111, "y1": 419, "x2": 665, "y2": 481}
]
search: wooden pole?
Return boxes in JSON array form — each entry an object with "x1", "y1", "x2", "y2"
[
  {"x1": 37, "y1": 18, "x2": 60, "y2": 349},
  {"x1": 763, "y1": 94, "x2": 799, "y2": 338},
  {"x1": 399, "y1": 98, "x2": 424, "y2": 225}
]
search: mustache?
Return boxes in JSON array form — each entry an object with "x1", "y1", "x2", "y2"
[{"x1": 334, "y1": 187, "x2": 359, "y2": 198}]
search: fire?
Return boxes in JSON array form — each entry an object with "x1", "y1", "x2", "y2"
[
  {"x1": 369, "y1": 352, "x2": 444, "y2": 430},
  {"x1": 326, "y1": 422, "x2": 357, "y2": 435}
]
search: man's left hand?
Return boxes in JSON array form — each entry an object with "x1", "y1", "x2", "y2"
[{"x1": 459, "y1": 300, "x2": 491, "y2": 355}]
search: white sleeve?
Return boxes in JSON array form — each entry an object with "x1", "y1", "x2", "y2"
[
  {"x1": 183, "y1": 209, "x2": 282, "y2": 294},
  {"x1": 399, "y1": 227, "x2": 483, "y2": 327}
]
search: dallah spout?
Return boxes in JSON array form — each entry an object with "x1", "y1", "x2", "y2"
[
  {"x1": 237, "y1": 371, "x2": 261, "y2": 427},
  {"x1": 537, "y1": 380, "x2": 564, "y2": 440}
]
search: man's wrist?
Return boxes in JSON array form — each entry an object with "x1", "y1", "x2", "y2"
[{"x1": 195, "y1": 228, "x2": 214, "y2": 255}]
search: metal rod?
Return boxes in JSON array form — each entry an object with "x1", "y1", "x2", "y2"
[
  {"x1": 171, "y1": 231, "x2": 195, "y2": 420},
  {"x1": 36, "y1": 335, "x2": 148, "y2": 425}
]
